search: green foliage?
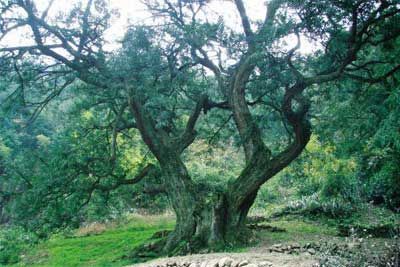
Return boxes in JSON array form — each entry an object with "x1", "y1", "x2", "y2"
[
  {"x1": 0, "y1": 91, "x2": 166, "y2": 234},
  {"x1": 183, "y1": 140, "x2": 244, "y2": 190},
  {"x1": 299, "y1": 135, "x2": 359, "y2": 201},
  {"x1": 256, "y1": 134, "x2": 361, "y2": 211},
  {"x1": 275, "y1": 194, "x2": 356, "y2": 218},
  {"x1": 337, "y1": 222, "x2": 399, "y2": 238},
  {"x1": 0, "y1": 226, "x2": 38, "y2": 265},
  {"x1": 313, "y1": 68, "x2": 400, "y2": 209},
  {"x1": 368, "y1": 157, "x2": 400, "y2": 210}
]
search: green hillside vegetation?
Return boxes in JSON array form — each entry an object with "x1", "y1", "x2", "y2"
[
  {"x1": 4, "y1": 206, "x2": 398, "y2": 267},
  {"x1": 5, "y1": 215, "x2": 174, "y2": 267}
]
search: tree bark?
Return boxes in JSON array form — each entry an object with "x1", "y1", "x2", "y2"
[{"x1": 160, "y1": 184, "x2": 249, "y2": 254}]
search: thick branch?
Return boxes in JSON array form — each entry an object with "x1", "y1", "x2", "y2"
[
  {"x1": 178, "y1": 94, "x2": 208, "y2": 152},
  {"x1": 111, "y1": 103, "x2": 128, "y2": 161},
  {"x1": 287, "y1": 31, "x2": 303, "y2": 80},
  {"x1": 234, "y1": 0, "x2": 254, "y2": 48},
  {"x1": 228, "y1": 83, "x2": 311, "y2": 212},
  {"x1": 230, "y1": 52, "x2": 267, "y2": 162},
  {"x1": 95, "y1": 164, "x2": 156, "y2": 191},
  {"x1": 0, "y1": 44, "x2": 63, "y2": 52},
  {"x1": 127, "y1": 95, "x2": 165, "y2": 160},
  {"x1": 345, "y1": 64, "x2": 400, "y2": 83},
  {"x1": 2, "y1": 1, "x2": 109, "y2": 88},
  {"x1": 300, "y1": 1, "x2": 399, "y2": 86},
  {"x1": 260, "y1": 0, "x2": 282, "y2": 33},
  {"x1": 178, "y1": 95, "x2": 231, "y2": 152}
]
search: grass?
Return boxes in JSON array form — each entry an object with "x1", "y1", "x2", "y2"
[
  {"x1": 252, "y1": 216, "x2": 340, "y2": 246},
  {"x1": 10, "y1": 214, "x2": 336, "y2": 266},
  {"x1": 250, "y1": 205, "x2": 399, "y2": 254},
  {"x1": 7, "y1": 205, "x2": 399, "y2": 266},
  {"x1": 12, "y1": 215, "x2": 174, "y2": 267}
]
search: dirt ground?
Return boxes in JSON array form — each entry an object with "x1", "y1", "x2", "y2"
[{"x1": 129, "y1": 251, "x2": 318, "y2": 267}]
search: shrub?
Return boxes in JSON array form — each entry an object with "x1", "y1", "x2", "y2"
[
  {"x1": 275, "y1": 193, "x2": 355, "y2": 218},
  {"x1": 0, "y1": 226, "x2": 38, "y2": 265},
  {"x1": 367, "y1": 159, "x2": 400, "y2": 210},
  {"x1": 320, "y1": 169, "x2": 360, "y2": 202},
  {"x1": 337, "y1": 222, "x2": 400, "y2": 238}
]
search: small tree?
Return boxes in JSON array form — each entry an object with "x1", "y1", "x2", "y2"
[{"x1": 1, "y1": 0, "x2": 400, "y2": 253}]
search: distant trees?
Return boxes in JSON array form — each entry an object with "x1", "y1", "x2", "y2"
[
  {"x1": 314, "y1": 52, "x2": 400, "y2": 210},
  {"x1": 1, "y1": 0, "x2": 400, "y2": 253}
]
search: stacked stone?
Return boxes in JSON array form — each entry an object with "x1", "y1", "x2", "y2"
[
  {"x1": 267, "y1": 243, "x2": 318, "y2": 255},
  {"x1": 151, "y1": 257, "x2": 273, "y2": 267}
]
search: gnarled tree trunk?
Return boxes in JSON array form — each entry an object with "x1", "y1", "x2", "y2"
[
  {"x1": 126, "y1": 46, "x2": 312, "y2": 255},
  {"x1": 157, "y1": 119, "x2": 310, "y2": 254}
]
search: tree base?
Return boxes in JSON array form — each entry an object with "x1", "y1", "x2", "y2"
[
  {"x1": 126, "y1": 223, "x2": 256, "y2": 264},
  {"x1": 127, "y1": 238, "x2": 167, "y2": 264}
]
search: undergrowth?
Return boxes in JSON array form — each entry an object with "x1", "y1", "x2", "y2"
[{"x1": 6, "y1": 214, "x2": 174, "y2": 267}]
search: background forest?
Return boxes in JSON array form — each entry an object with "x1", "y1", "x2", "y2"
[{"x1": 0, "y1": 0, "x2": 399, "y2": 266}]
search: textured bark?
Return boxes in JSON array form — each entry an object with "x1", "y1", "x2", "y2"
[
  {"x1": 159, "y1": 155, "x2": 232, "y2": 253},
  {"x1": 0, "y1": 200, "x2": 10, "y2": 224},
  {"x1": 159, "y1": 156, "x2": 198, "y2": 252},
  {"x1": 161, "y1": 184, "x2": 250, "y2": 254}
]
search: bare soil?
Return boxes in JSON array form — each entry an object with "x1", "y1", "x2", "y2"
[{"x1": 129, "y1": 250, "x2": 318, "y2": 267}]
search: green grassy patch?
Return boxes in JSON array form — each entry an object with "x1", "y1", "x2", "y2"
[
  {"x1": 250, "y1": 203, "x2": 399, "y2": 252},
  {"x1": 6, "y1": 205, "x2": 399, "y2": 266},
  {"x1": 253, "y1": 216, "x2": 338, "y2": 246},
  {"x1": 13, "y1": 215, "x2": 174, "y2": 267}
]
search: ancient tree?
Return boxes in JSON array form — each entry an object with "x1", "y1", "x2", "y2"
[{"x1": 1, "y1": 0, "x2": 400, "y2": 253}]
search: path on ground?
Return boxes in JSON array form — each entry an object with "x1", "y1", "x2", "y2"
[{"x1": 129, "y1": 251, "x2": 318, "y2": 267}]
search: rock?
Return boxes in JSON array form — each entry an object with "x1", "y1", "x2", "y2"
[
  {"x1": 218, "y1": 257, "x2": 234, "y2": 267},
  {"x1": 189, "y1": 263, "x2": 199, "y2": 267},
  {"x1": 272, "y1": 248, "x2": 283, "y2": 253},
  {"x1": 230, "y1": 260, "x2": 239, "y2": 267},
  {"x1": 238, "y1": 260, "x2": 249, "y2": 267},
  {"x1": 200, "y1": 262, "x2": 208, "y2": 267},
  {"x1": 259, "y1": 261, "x2": 273, "y2": 267},
  {"x1": 292, "y1": 243, "x2": 301, "y2": 249},
  {"x1": 246, "y1": 264, "x2": 258, "y2": 267},
  {"x1": 269, "y1": 243, "x2": 286, "y2": 253},
  {"x1": 307, "y1": 248, "x2": 316, "y2": 255},
  {"x1": 206, "y1": 259, "x2": 219, "y2": 267}
]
